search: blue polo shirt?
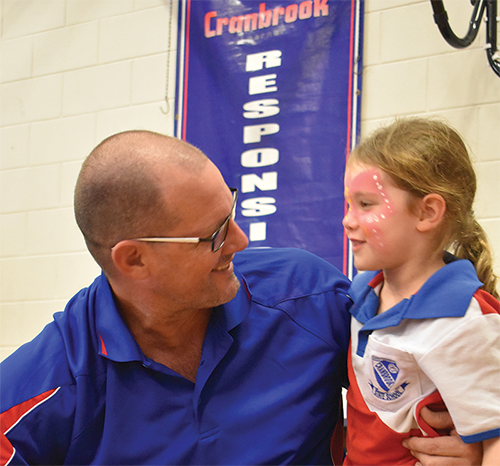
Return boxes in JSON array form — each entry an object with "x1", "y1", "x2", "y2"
[{"x1": 1, "y1": 248, "x2": 351, "y2": 465}]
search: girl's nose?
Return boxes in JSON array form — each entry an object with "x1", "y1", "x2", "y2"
[{"x1": 342, "y1": 208, "x2": 357, "y2": 230}]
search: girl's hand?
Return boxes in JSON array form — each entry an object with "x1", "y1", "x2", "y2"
[{"x1": 402, "y1": 407, "x2": 483, "y2": 466}]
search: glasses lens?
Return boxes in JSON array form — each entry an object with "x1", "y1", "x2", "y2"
[
  {"x1": 212, "y1": 217, "x2": 230, "y2": 252},
  {"x1": 212, "y1": 188, "x2": 237, "y2": 252}
]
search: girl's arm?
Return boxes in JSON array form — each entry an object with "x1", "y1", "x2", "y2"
[{"x1": 482, "y1": 437, "x2": 499, "y2": 466}]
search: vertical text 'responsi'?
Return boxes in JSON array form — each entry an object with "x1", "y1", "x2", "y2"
[{"x1": 240, "y1": 50, "x2": 282, "y2": 242}]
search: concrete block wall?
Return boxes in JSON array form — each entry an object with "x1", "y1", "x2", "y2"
[
  {"x1": 1, "y1": 0, "x2": 178, "y2": 360},
  {"x1": 1, "y1": 0, "x2": 499, "y2": 360}
]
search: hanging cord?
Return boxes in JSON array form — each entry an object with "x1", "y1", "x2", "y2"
[
  {"x1": 430, "y1": 0, "x2": 500, "y2": 77},
  {"x1": 161, "y1": 0, "x2": 175, "y2": 114}
]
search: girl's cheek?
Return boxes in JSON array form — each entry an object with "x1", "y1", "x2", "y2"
[{"x1": 359, "y1": 211, "x2": 387, "y2": 250}]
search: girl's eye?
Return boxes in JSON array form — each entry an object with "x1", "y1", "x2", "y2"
[{"x1": 360, "y1": 201, "x2": 372, "y2": 208}]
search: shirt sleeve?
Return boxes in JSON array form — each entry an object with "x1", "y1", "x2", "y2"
[
  {"x1": 417, "y1": 300, "x2": 500, "y2": 443},
  {"x1": 1, "y1": 384, "x2": 76, "y2": 465}
]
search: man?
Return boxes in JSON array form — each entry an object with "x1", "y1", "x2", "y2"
[{"x1": 0, "y1": 131, "x2": 480, "y2": 465}]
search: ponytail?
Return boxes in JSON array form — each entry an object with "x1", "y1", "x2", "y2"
[{"x1": 452, "y1": 216, "x2": 499, "y2": 299}]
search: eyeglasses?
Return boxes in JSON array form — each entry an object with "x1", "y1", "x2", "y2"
[{"x1": 119, "y1": 188, "x2": 238, "y2": 253}]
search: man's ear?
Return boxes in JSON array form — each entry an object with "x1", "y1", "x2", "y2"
[
  {"x1": 111, "y1": 241, "x2": 150, "y2": 279},
  {"x1": 416, "y1": 193, "x2": 447, "y2": 232}
]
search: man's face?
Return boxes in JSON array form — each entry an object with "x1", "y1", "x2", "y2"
[{"x1": 146, "y1": 161, "x2": 249, "y2": 314}]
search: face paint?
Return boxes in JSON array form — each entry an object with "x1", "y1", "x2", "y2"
[{"x1": 344, "y1": 166, "x2": 396, "y2": 250}]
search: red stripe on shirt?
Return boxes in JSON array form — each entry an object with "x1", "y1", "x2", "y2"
[
  {"x1": 1, "y1": 388, "x2": 59, "y2": 465},
  {"x1": 367, "y1": 271, "x2": 384, "y2": 289},
  {"x1": 99, "y1": 333, "x2": 108, "y2": 356},
  {"x1": 474, "y1": 289, "x2": 500, "y2": 315}
]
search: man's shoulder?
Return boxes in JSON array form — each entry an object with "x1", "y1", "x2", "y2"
[
  {"x1": 233, "y1": 248, "x2": 352, "y2": 349},
  {"x1": 234, "y1": 247, "x2": 350, "y2": 305}
]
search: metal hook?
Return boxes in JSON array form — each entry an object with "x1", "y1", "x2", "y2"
[
  {"x1": 430, "y1": 0, "x2": 485, "y2": 48},
  {"x1": 430, "y1": 0, "x2": 500, "y2": 77}
]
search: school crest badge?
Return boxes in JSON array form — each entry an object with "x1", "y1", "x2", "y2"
[
  {"x1": 373, "y1": 356, "x2": 399, "y2": 390},
  {"x1": 370, "y1": 356, "x2": 409, "y2": 401}
]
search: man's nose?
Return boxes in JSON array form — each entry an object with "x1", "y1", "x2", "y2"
[{"x1": 223, "y1": 218, "x2": 249, "y2": 253}]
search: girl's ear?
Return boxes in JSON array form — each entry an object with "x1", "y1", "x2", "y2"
[
  {"x1": 111, "y1": 241, "x2": 150, "y2": 279},
  {"x1": 416, "y1": 193, "x2": 447, "y2": 232}
]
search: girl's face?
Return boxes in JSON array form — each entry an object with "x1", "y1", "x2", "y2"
[{"x1": 343, "y1": 163, "x2": 420, "y2": 272}]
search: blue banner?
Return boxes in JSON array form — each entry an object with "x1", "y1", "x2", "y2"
[{"x1": 175, "y1": 0, "x2": 363, "y2": 274}]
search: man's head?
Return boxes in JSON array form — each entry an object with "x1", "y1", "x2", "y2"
[
  {"x1": 75, "y1": 131, "x2": 248, "y2": 310},
  {"x1": 74, "y1": 130, "x2": 249, "y2": 311},
  {"x1": 74, "y1": 131, "x2": 207, "y2": 273}
]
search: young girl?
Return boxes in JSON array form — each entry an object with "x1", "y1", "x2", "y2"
[{"x1": 342, "y1": 118, "x2": 500, "y2": 465}]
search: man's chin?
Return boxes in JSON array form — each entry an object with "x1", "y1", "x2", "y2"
[{"x1": 218, "y1": 275, "x2": 241, "y2": 306}]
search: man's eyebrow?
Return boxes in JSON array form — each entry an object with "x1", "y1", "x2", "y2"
[{"x1": 205, "y1": 200, "x2": 234, "y2": 234}]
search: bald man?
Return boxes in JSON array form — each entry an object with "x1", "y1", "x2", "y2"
[{"x1": 1, "y1": 131, "x2": 480, "y2": 465}]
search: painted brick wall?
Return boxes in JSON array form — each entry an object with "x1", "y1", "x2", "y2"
[
  {"x1": 1, "y1": 0, "x2": 178, "y2": 360},
  {"x1": 1, "y1": 0, "x2": 499, "y2": 360}
]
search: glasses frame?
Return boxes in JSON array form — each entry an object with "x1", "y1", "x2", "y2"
[{"x1": 118, "y1": 188, "x2": 238, "y2": 253}]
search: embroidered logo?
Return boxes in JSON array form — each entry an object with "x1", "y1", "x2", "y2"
[{"x1": 370, "y1": 356, "x2": 409, "y2": 401}]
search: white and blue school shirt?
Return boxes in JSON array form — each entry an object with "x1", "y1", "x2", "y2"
[{"x1": 344, "y1": 257, "x2": 500, "y2": 466}]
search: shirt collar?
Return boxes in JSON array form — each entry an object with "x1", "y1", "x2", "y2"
[
  {"x1": 94, "y1": 273, "x2": 144, "y2": 362},
  {"x1": 212, "y1": 266, "x2": 252, "y2": 331},
  {"x1": 349, "y1": 257, "x2": 483, "y2": 329},
  {"x1": 94, "y1": 269, "x2": 253, "y2": 362}
]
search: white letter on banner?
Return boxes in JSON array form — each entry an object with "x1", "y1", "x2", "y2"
[
  {"x1": 241, "y1": 172, "x2": 277, "y2": 193},
  {"x1": 241, "y1": 198, "x2": 277, "y2": 216},
  {"x1": 245, "y1": 50, "x2": 282, "y2": 71},
  {"x1": 241, "y1": 148, "x2": 279, "y2": 167},
  {"x1": 243, "y1": 99, "x2": 280, "y2": 118},
  {"x1": 243, "y1": 124, "x2": 279, "y2": 143},
  {"x1": 249, "y1": 222, "x2": 267, "y2": 241},
  {"x1": 249, "y1": 75, "x2": 277, "y2": 95}
]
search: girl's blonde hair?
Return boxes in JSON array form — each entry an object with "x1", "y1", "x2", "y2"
[{"x1": 348, "y1": 117, "x2": 498, "y2": 298}]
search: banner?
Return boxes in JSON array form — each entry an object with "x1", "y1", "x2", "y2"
[{"x1": 175, "y1": 0, "x2": 363, "y2": 274}]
